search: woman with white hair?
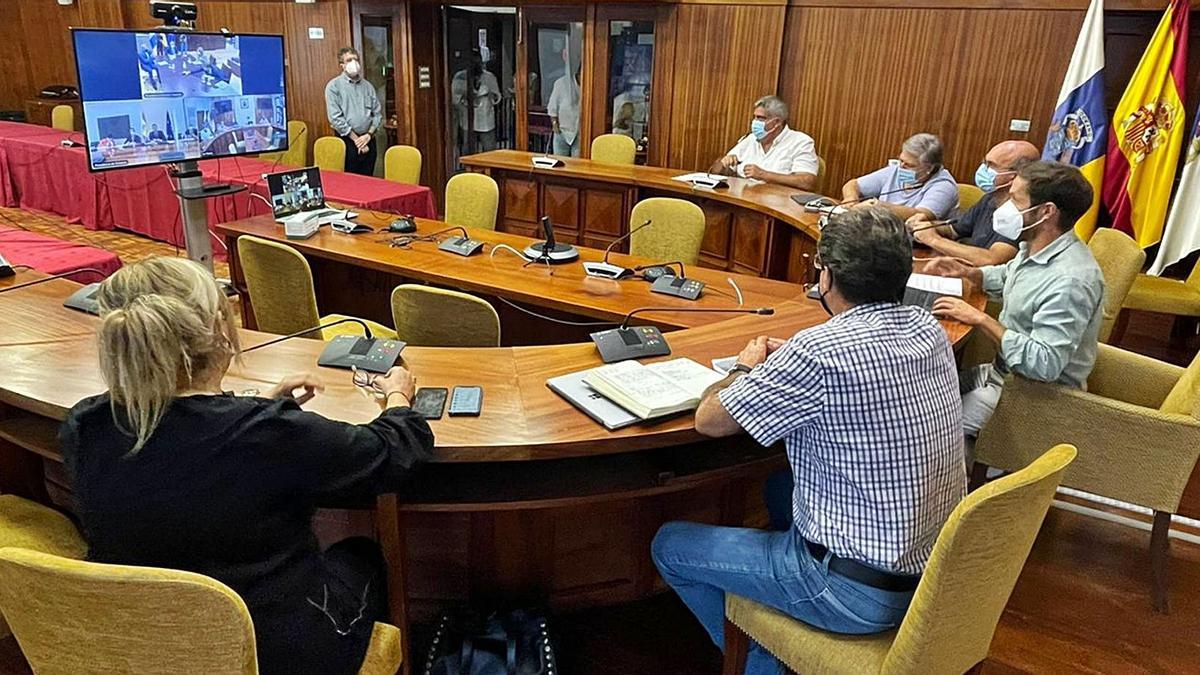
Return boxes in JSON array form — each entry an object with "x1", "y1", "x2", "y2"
[
  {"x1": 842, "y1": 133, "x2": 959, "y2": 221},
  {"x1": 59, "y1": 256, "x2": 433, "y2": 675}
]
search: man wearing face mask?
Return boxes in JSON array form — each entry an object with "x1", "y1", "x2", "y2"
[
  {"x1": 709, "y1": 95, "x2": 819, "y2": 190},
  {"x1": 653, "y1": 208, "x2": 964, "y2": 675},
  {"x1": 906, "y1": 140, "x2": 1040, "y2": 267},
  {"x1": 842, "y1": 133, "x2": 959, "y2": 221},
  {"x1": 925, "y1": 161, "x2": 1104, "y2": 442},
  {"x1": 324, "y1": 47, "x2": 382, "y2": 176}
]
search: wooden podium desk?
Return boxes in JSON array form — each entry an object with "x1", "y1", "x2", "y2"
[
  {"x1": 461, "y1": 150, "x2": 824, "y2": 283},
  {"x1": 0, "y1": 228, "x2": 982, "y2": 625}
]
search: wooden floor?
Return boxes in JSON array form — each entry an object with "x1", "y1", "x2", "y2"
[{"x1": 1, "y1": 207, "x2": 1198, "y2": 674}]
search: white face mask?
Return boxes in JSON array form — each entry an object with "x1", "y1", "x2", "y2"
[
  {"x1": 992, "y1": 199, "x2": 1046, "y2": 240},
  {"x1": 344, "y1": 59, "x2": 361, "y2": 78}
]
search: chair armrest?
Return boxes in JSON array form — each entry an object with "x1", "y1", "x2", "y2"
[
  {"x1": 1087, "y1": 343, "x2": 1184, "y2": 408},
  {"x1": 976, "y1": 376, "x2": 1200, "y2": 513}
]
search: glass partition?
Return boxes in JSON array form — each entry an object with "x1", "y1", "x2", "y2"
[{"x1": 606, "y1": 20, "x2": 653, "y2": 162}]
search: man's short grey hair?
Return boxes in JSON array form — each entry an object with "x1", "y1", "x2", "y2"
[
  {"x1": 754, "y1": 95, "x2": 789, "y2": 121},
  {"x1": 902, "y1": 133, "x2": 944, "y2": 170},
  {"x1": 817, "y1": 207, "x2": 912, "y2": 304}
]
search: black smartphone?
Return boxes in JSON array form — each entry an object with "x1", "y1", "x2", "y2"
[{"x1": 411, "y1": 387, "x2": 448, "y2": 420}]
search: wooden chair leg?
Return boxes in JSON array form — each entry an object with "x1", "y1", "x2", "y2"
[
  {"x1": 1150, "y1": 510, "x2": 1171, "y2": 614},
  {"x1": 722, "y1": 617, "x2": 750, "y2": 675}
]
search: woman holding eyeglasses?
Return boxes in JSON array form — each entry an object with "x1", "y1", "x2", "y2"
[{"x1": 59, "y1": 256, "x2": 433, "y2": 675}]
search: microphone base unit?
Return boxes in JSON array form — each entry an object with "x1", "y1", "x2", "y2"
[
  {"x1": 439, "y1": 236, "x2": 485, "y2": 257},
  {"x1": 689, "y1": 176, "x2": 728, "y2": 190},
  {"x1": 531, "y1": 155, "x2": 564, "y2": 169},
  {"x1": 63, "y1": 283, "x2": 103, "y2": 315},
  {"x1": 582, "y1": 261, "x2": 634, "y2": 280},
  {"x1": 282, "y1": 212, "x2": 321, "y2": 240},
  {"x1": 0, "y1": 251, "x2": 13, "y2": 278},
  {"x1": 523, "y1": 242, "x2": 579, "y2": 263},
  {"x1": 590, "y1": 325, "x2": 671, "y2": 363},
  {"x1": 650, "y1": 275, "x2": 705, "y2": 301},
  {"x1": 317, "y1": 336, "x2": 407, "y2": 373},
  {"x1": 806, "y1": 285, "x2": 822, "y2": 300}
]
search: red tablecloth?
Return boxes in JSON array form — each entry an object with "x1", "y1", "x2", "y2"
[
  {"x1": 0, "y1": 123, "x2": 436, "y2": 254},
  {"x1": 0, "y1": 225, "x2": 122, "y2": 282}
]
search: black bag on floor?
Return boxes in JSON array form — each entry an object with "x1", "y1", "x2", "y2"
[{"x1": 422, "y1": 609, "x2": 558, "y2": 675}]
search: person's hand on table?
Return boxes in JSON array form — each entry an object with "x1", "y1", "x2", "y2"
[
  {"x1": 719, "y1": 155, "x2": 740, "y2": 171},
  {"x1": 851, "y1": 198, "x2": 880, "y2": 210},
  {"x1": 377, "y1": 366, "x2": 417, "y2": 407},
  {"x1": 931, "y1": 297, "x2": 988, "y2": 326},
  {"x1": 923, "y1": 256, "x2": 973, "y2": 278},
  {"x1": 742, "y1": 164, "x2": 768, "y2": 181},
  {"x1": 736, "y1": 336, "x2": 776, "y2": 370},
  {"x1": 267, "y1": 373, "x2": 325, "y2": 405}
]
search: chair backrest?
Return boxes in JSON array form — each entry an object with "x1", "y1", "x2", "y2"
[
  {"x1": 385, "y1": 145, "x2": 423, "y2": 184},
  {"x1": 815, "y1": 156, "x2": 827, "y2": 194},
  {"x1": 314, "y1": 135, "x2": 346, "y2": 173},
  {"x1": 1087, "y1": 228, "x2": 1146, "y2": 343},
  {"x1": 236, "y1": 235, "x2": 322, "y2": 336},
  {"x1": 629, "y1": 198, "x2": 706, "y2": 266},
  {"x1": 957, "y1": 183, "x2": 984, "y2": 212},
  {"x1": 444, "y1": 172, "x2": 499, "y2": 232},
  {"x1": 590, "y1": 134, "x2": 637, "y2": 165},
  {"x1": 0, "y1": 547, "x2": 257, "y2": 675},
  {"x1": 881, "y1": 444, "x2": 1076, "y2": 675},
  {"x1": 282, "y1": 120, "x2": 309, "y2": 167},
  {"x1": 391, "y1": 284, "x2": 500, "y2": 347},
  {"x1": 51, "y1": 105, "x2": 74, "y2": 132}
]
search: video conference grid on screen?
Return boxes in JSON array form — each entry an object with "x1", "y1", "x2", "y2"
[{"x1": 72, "y1": 30, "x2": 287, "y2": 172}]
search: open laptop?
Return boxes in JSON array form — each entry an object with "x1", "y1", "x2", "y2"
[{"x1": 264, "y1": 167, "x2": 354, "y2": 226}]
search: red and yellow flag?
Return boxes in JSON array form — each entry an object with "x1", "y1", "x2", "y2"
[{"x1": 1101, "y1": 0, "x2": 1190, "y2": 248}]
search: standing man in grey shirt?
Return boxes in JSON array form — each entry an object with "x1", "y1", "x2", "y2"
[
  {"x1": 325, "y1": 47, "x2": 381, "y2": 176},
  {"x1": 924, "y1": 161, "x2": 1104, "y2": 443}
]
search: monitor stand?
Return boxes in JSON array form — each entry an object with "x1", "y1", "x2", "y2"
[{"x1": 171, "y1": 159, "x2": 245, "y2": 275}]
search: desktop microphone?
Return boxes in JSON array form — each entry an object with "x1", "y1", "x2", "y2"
[
  {"x1": 591, "y1": 306, "x2": 775, "y2": 363},
  {"x1": 243, "y1": 317, "x2": 406, "y2": 374},
  {"x1": 523, "y1": 216, "x2": 579, "y2": 263},
  {"x1": 0, "y1": 249, "x2": 15, "y2": 278},
  {"x1": 583, "y1": 219, "x2": 653, "y2": 279},
  {"x1": 0, "y1": 268, "x2": 106, "y2": 294}
]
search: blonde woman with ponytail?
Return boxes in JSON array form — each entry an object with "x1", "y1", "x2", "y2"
[{"x1": 60, "y1": 257, "x2": 434, "y2": 675}]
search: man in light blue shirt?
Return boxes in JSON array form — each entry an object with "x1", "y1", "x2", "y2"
[
  {"x1": 926, "y1": 160, "x2": 1104, "y2": 438},
  {"x1": 843, "y1": 133, "x2": 959, "y2": 220},
  {"x1": 324, "y1": 47, "x2": 382, "y2": 176}
]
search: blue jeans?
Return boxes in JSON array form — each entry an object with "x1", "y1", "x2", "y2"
[
  {"x1": 651, "y1": 522, "x2": 915, "y2": 675},
  {"x1": 552, "y1": 132, "x2": 578, "y2": 157}
]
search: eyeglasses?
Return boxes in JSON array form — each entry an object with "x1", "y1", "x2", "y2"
[{"x1": 351, "y1": 366, "x2": 384, "y2": 399}]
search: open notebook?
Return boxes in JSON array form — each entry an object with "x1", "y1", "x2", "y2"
[{"x1": 581, "y1": 358, "x2": 725, "y2": 421}]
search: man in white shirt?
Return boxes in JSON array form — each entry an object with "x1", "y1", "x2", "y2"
[
  {"x1": 451, "y1": 52, "x2": 502, "y2": 153},
  {"x1": 709, "y1": 95, "x2": 820, "y2": 190},
  {"x1": 547, "y1": 66, "x2": 581, "y2": 157}
]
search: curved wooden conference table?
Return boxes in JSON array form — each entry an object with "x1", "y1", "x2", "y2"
[{"x1": 0, "y1": 210, "x2": 982, "y2": 646}]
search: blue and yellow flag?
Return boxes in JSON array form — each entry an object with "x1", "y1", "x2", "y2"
[{"x1": 1043, "y1": 0, "x2": 1106, "y2": 240}]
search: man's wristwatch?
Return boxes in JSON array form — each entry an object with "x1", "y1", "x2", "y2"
[{"x1": 731, "y1": 363, "x2": 754, "y2": 376}]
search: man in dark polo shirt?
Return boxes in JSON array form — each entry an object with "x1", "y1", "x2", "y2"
[{"x1": 907, "y1": 140, "x2": 1040, "y2": 267}]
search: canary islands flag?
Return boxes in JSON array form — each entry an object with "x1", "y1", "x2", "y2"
[
  {"x1": 1101, "y1": 0, "x2": 1190, "y2": 249},
  {"x1": 1043, "y1": 0, "x2": 1106, "y2": 240}
]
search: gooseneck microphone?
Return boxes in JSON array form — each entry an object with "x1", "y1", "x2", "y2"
[
  {"x1": 618, "y1": 306, "x2": 774, "y2": 330},
  {"x1": 242, "y1": 317, "x2": 373, "y2": 354},
  {"x1": 582, "y1": 219, "x2": 654, "y2": 280},
  {"x1": 591, "y1": 305, "x2": 776, "y2": 363},
  {"x1": 0, "y1": 268, "x2": 107, "y2": 293}
]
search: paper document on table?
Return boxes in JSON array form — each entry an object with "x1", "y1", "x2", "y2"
[
  {"x1": 672, "y1": 172, "x2": 728, "y2": 185},
  {"x1": 906, "y1": 273, "x2": 963, "y2": 297}
]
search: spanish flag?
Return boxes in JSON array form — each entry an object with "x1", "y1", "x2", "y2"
[
  {"x1": 1101, "y1": 0, "x2": 1190, "y2": 249},
  {"x1": 1043, "y1": 0, "x2": 1106, "y2": 240}
]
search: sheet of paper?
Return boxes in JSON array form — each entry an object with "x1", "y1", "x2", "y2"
[
  {"x1": 646, "y1": 358, "x2": 724, "y2": 399},
  {"x1": 588, "y1": 361, "x2": 689, "y2": 409},
  {"x1": 671, "y1": 172, "x2": 727, "y2": 184},
  {"x1": 906, "y1": 273, "x2": 963, "y2": 297}
]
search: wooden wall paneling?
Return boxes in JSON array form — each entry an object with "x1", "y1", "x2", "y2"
[
  {"x1": 501, "y1": 174, "x2": 540, "y2": 225},
  {"x1": 729, "y1": 210, "x2": 771, "y2": 275},
  {"x1": 698, "y1": 203, "x2": 735, "y2": 270},
  {"x1": 282, "y1": 1, "x2": 353, "y2": 144},
  {"x1": 0, "y1": 2, "x2": 33, "y2": 110},
  {"x1": 15, "y1": 0, "x2": 125, "y2": 96},
  {"x1": 408, "y1": 2, "x2": 448, "y2": 208},
  {"x1": 580, "y1": 184, "x2": 630, "y2": 249},
  {"x1": 779, "y1": 7, "x2": 965, "y2": 195},
  {"x1": 664, "y1": 4, "x2": 787, "y2": 172}
]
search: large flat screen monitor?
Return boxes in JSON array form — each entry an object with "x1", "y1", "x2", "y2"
[{"x1": 71, "y1": 29, "x2": 288, "y2": 172}]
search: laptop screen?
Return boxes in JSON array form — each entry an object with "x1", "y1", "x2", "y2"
[{"x1": 265, "y1": 167, "x2": 325, "y2": 218}]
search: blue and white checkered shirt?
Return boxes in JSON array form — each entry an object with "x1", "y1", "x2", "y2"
[{"x1": 719, "y1": 302, "x2": 966, "y2": 575}]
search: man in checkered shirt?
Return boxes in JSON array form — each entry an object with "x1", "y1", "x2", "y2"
[{"x1": 652, "y1": 208, "x2": 966, "y2": 675}]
